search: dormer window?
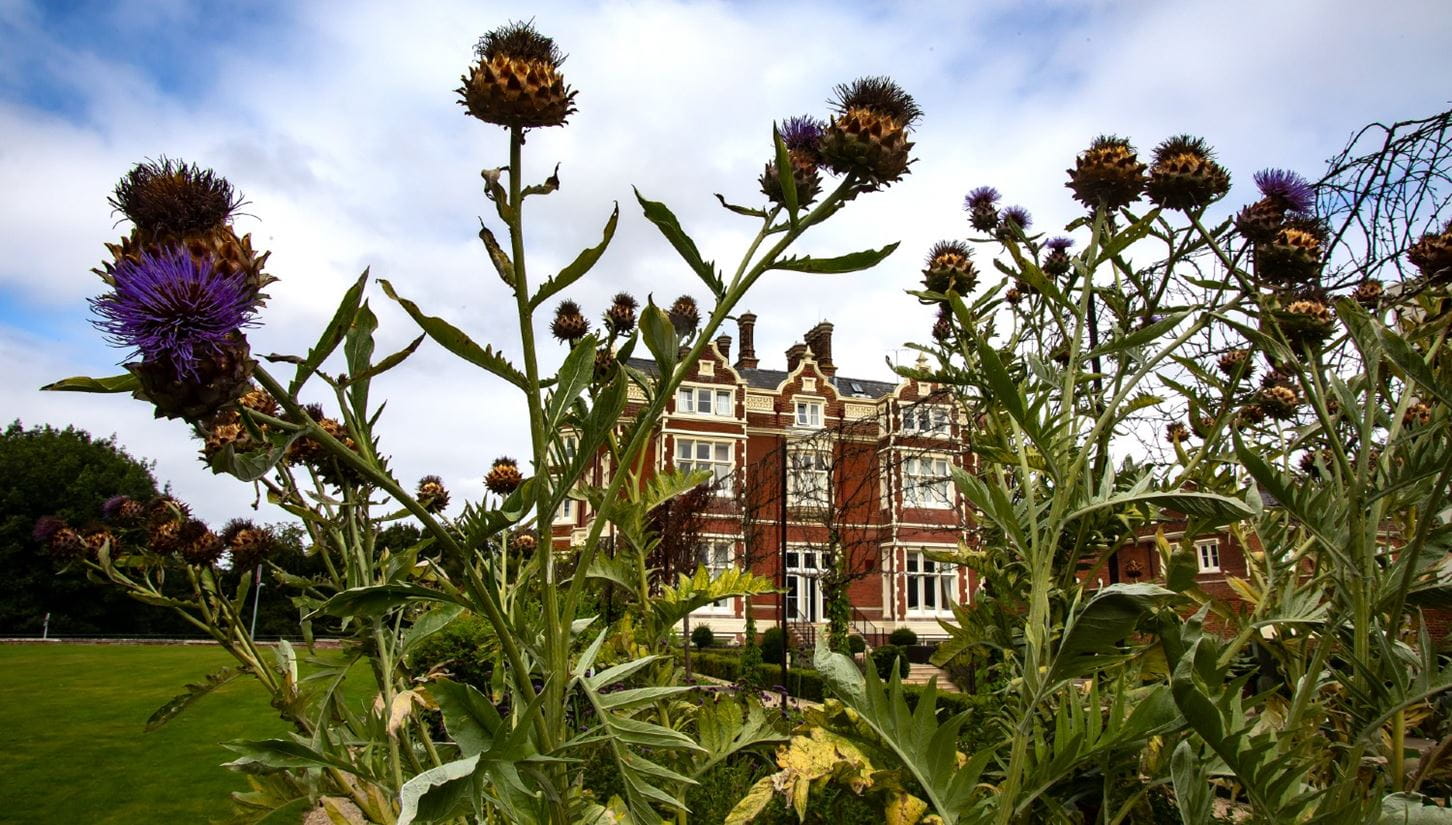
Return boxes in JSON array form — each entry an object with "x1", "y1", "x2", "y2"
[
  {"x1": 795, "y1": 400, "x2": 823, "y2": 428},
  {"x1": 676, "y1": 385, "x2": 734, "y2": 417}
]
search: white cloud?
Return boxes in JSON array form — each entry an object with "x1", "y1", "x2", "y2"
[{"x1": 1, "y1": 0, "x2": 1449, "y2": 523}]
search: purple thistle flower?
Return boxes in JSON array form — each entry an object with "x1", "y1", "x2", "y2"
[
  {"x1": 101, "y1": 495, "x2": 130, "y2": 520},
  {"x1": 1001, "y1": 205, "x2": 1033, "y2": 231},
  {"x1": 1253, "y1": 169, "x2": 1314, "y2": 213},
  {"x1": 1046, "y1": 236, "x2": 1075, "y2": 253},
  {"x1": 964, "y1": 186, "x2": 1001, "y2": 210},
  {"x1": 90, "y1": 247, "x2": 257, "y2": 381},
  {"x1": 779, "y1": 115, "x2": 824, "y2": 151}
]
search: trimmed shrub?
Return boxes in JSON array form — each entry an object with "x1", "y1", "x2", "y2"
[
  {"x1": 691, "y1": 624, "x2": 716, "y2": 650},
  {"x1": 870, "y1": 644, "x2": 910, "y2": 680},
  {"x1": 888, "y1": 626, "x2": 919, "y2": 646},
  {"x1": 761, "y1": 626, "x2": 791, "y2": 665},
  {"x1": 409, "y1": 613, "x2": 494, "y2": 689},
  {"x1": 847, "y1": 633, "x2": 866, "y2": 654},
  {"x1": 905, "y1": 644, "x2": 937, "y2": 664}
]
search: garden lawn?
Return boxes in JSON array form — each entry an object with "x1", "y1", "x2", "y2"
[{"x1": 0, "y1": 643, "x2": 364, "y2": 824}]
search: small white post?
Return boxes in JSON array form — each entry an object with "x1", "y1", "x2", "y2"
[{"x1": 42, "y1": 612, "x2": 50, "y2": 640}]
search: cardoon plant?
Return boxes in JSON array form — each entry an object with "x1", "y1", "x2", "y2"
[{"x1": 45, "y1": 20, "x2": 912, "y2": 825}]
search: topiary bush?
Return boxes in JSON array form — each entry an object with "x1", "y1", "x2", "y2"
[
  {"x1": 888, "y1": 626, "x2": 918, "y2": 646},
  {"x1": 870, "y1": 644, "x2": 910, "y2": 680},
  {"x1": 691, "y1": 623, "x2": 716, "y2": 650},
  {"x1": 761, "y1": 626, "x2": 791, "y2": 665},
  {"x1": 847, "y1": 633, "x2": 866, "y2": 654}
]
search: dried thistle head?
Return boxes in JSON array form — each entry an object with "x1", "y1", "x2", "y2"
[
  {"x1": 922, "y1": 240, "x2": 977, "y2": 295},
  {"x1": 485, "y1": 456, "x2": 523, "y2": 495},
  {"x1": 1352, "y1": 279, "x2": 1383, "y2": 309},
  {"x1": 1146, "y1": 134, "x2": 1230, "y2": 211},
  {"x1": 1043, "y1": 236, "x2": 1075, "y2": 277},
  {"x1": 1258, "y1": 385, "x2": 1300, "y2": 420},
  {"x1": 109, "y1": 157, "x2": 243, "y2": 237},
  {"x1": 1066, "y1": 135, "x2": 1146, "y2": 211},
  {"x1": 551, "y1": 300, "x2": 589, "y2": 343},
  {"x1": 819, "y1": 76, "x2": 920, "y2": 186},
  {"x1": 669, "y1": 295, "x2": 700, "y2": 336},
  {"x1": 459, "y1": 21, "x2": 577, "y2": 130},
  {"x1": 604, "y1": 292, "x2": 638, "y2": 334},
  {"x1": 1217, "y1": 348, "x2": 1255, "y2": 380},
  {"x1": 1165, "y1": 421, "x2": 1191, "y2": 444},
  {"x1": 416, "y1": 475, "x2": 451, "y2": 513},
  {"x1": 1407, "y1": 219, "x2": 1452, "y2": 284}
]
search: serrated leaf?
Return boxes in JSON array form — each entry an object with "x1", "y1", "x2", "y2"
[
  {"x1": 40, "y1": 373, "x2": 141, "y2": 393},
  {"x1": 292, "y1": 269, "x2": 368, "y2": 394},
  {"x1": 634, "y1": 188, "x2": 724, "y2": 299},
  {"x1": 547, "y1": 336, "x2": 598, "y2": 432},
  {"x1": 403, "y1": 603, "x2": 465, "y2": 653},
  {"x1": 1067, "y1": 490, "x2": 1255, "y2": 529},
  {"x1": 1087, "y1": 310, "x2": 1190, "y2": 357},
  {"x1": 314, "y1": 583, "x2": 468, "y2": 619},
  {"x1": 531, "y1": 204, "x2": 619, "y2": 310},
  {"x1": 397, "y1": 755, "x2": 481, "y2": 825},
  {"x1": 380, "y1": 279, "x2": 528, "y2": 390},
  {"x1": 714, "y1": 193, "x2": 768, "y2": 218},
  {"x1": 145, "y1": 666, "x2": 242, "y2": 731},
  {"x1": 770, "y1": 242, "x2": 900, "y2": 274},
  {"x1": 1046, "y1": 583, "x2": 1176, "y2": 685}
]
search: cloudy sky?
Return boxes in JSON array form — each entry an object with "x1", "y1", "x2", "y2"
[{"x1": 2, "y1": 0, "x2": 1449, "y2": 524}]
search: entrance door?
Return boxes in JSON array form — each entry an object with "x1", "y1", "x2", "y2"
[{"x1": 786, "y1": 549, "x2": 825, "y2": 622}]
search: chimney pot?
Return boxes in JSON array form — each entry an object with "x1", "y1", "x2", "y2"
[
  {"x1": 736, "y1": 312, "x2": 759, "y2": 370},
  {"x1": 715, "y1": 335, "x2": 732, "y2": 363}
]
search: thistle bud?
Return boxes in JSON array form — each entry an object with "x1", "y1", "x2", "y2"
[
  {"x1": 1146, "y1": 135, "x2": 1230, "y2": 211},
  {"x1": 1408, "y1": 219, "x2": 1452, "y2": 284},
  {"x1": 1352, "y1": 280, "x2": 1383, "y2": 309},
  {"x1": 1217, "y1": 348, "x2": 1254, "y2": 380},
  {"x1": 1279, "y1": 298, "x2": 1334, "y2": 347},
  {"x1": 931, "y1": 305, "x2": 954, "y2": 342},
  {"x1": 417, "y1": 475, "x2": 451, "y2": 513},
  {"x1": 222, "y1": 519, "x2": 276, "y2": 570},
  {"x1": 84, "y1": 527, "x2": 116, "y2": 559},
  {"x1": 819, "y1": 76, "x2": 921, "y2": 187},
  {"x1": 1066, "y1": 135, "x2": 1146, "y2": 211},
  {"x1": 1255, "y1": 218, "x2": 1325, "y2": 285},
  {"x1": 550, "y1": 300, "x2": 589, "y2": 343},
  {"x1": 1043, "y1": 237, "x2": 1074, "y2": 278},
  {"x1": 178, "y1": 519, "x2": 224, "y2": 566},
  {"x1": 997, "y1": 206, "x2": 1032, "y2": 242},
  {"x1": 921, "y1": 241, "x2": 977, "y2": 295},
  {"x1": 1258, "y1": 385, "x2": 1300, "y2": 420},
  {"x1": 761, "y1": 116, "x2": 825, "y2": 207},
  {"x1": 1165, "y1": 422, "x2": 1191, "y2": 444},
  {"x1": 669, "y1": 295, "x2": 700, "y2": 336},
  {"x1": 485, "y1": 456, "x2": 523, "y2": 495},
  {"x1": 594, "y1": 346, "x2": 617, "y2": 381},
  {"x1": 1404, "y1": 400, "x2": 1433, "y2": 428},
  {"x1": 963, "y1": 187, "x2": 1001, "y2": 233},
  {"x1": 458, "y1": 22, "x2": 577, "y2": 130},
  {"x1": 102, "y1": 495, "x2": 146, "y2": 527},
  {"x1": 509, "y1": 531, "x2": 538, "y2": 554},
  {"x1": 604, "y1": 292, "x2": 638, "y2": 334}
]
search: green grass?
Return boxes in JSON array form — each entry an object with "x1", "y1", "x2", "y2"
[{"x1": 0, "y1": 643, "x2": 364, "y2": 824}]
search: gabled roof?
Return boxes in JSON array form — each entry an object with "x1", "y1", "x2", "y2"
[{"x1": 622, "y1": 357, "x2": 896, "y2": 399}]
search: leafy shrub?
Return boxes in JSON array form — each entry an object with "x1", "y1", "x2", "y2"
[
  {"x1": 847, "y1": 633, "x2": 866, "y2": 654},
  {"x1": 691, "y1": 623, "x2": 715, "y2": 650},
  {"x1": 408, "y1": 613, "x2": 495, "y2": 689},
  {"x1": 888, "y1": 627, "x2": 918, "y2": 646},
  {"x1": 870, "y1": 645, "x2": 910, "y2": 680},
  {"x1": 761, "y1": 626, "x2": 791, "y2": 665},
  {"x1": 905, "y1": 644, "x2": 937, "y2": 664}
]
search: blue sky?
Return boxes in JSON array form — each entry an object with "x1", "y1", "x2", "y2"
[{"x1": 3, "y1": 0, "x2": 1450, "y2": 522}]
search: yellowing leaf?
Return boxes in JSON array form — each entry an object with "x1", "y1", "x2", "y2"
[
  {"x1": 724, "y1": 776, "x2": 776, "y2": 825},
  {"x1": 885, "y1": 792, "x2": 929, "y2": 825}
]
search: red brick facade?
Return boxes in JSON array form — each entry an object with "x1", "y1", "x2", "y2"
[{"x1": 550, "y1": 318, "x2": 975, "y2": 640}]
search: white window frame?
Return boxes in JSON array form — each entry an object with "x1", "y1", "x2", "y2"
[
  {"x1": 554, "y1": 496, "x2": 576, "y2": 525},
  {"x1": 1195, "y1": 539, "x2": 1222, "y2": 573},
  {"x1": 675, "y1": 437, "x2": 734, "y2": 496},
  {"x1": 905, "y1": 550, "x2": 956, "y2": 616},
  {"x1": 676, "y1": 385, "x2": 734, "y2": 418},
  {"x1": 695, "y1": 538, "x2": 736, "y2": 613},
  {"x1": 903, "y1": 455, "x2": 953, "y2": 509},
  {"x1": 902, "y1": 405, "x2": 951, "y2": 436},
  {"x1": 795, "y1": 399, "x2": 824, "y2": 428},
  {"x1": 787, "y1": 449, "x2": 831, "y2": 509}
]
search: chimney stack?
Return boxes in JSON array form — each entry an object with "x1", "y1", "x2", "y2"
[
  {"x1": 785, "y1": 342, "x2": 807, "y2": 372},
  {"x1": 715, "y1": 335, "x2": 731, "y2": 363},
  {"x1": 736, "y1": 312, "x2": 759, "y2": 369},
  {"x1": 803, "y1": 321, "x2": 836, "y2": 377}
]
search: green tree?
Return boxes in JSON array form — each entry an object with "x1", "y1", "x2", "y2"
[{"x1": 0, "y1": 420, "x2": 185, "y2": 635}]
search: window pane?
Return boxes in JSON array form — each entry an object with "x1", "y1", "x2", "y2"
[{"x1": 715, "y1": 391, "x2": 731, "y2": 415}]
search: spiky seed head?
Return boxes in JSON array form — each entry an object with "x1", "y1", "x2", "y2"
[
  {"x1": 83, "y1": 528, "x2": 115, "y2": 559},
  {"x1": 222, "y1": 518, "x2": 275, "y2": 569},
  {"x1": 594, "y1": 346, "x2": 617, "y2": 381},
  {"x1": 1300, "y1": 449, "x2": 1332, "y2": 478},
  {"x1": 33, "y1": 516, "x2": 66, "y2": 544},
  {"x1": 604, "y1": 292, "x2": 638, "y2": 334},
  {"x1": 1217, "y1": 348, "x2": 1254, "y2": 379},
  {"x1": 239, "y1": 386, "x2": 278, "y2": 417},
  {"x1": 1146, "y1": 134, "x2": 1230, "y2": 210},
  {"x1": 760, "y1": 151, "x2": 824, "y2": 208},
  {"x1": 1260, "y1": 368, "x2": 1295, "y2": 390},
  {"x1": 485, "y1": 457, "x2": 523, "y2": 495},
  {"x1": 509, "y1": 530, "x2": 538, "y2": 554},
  {"x1": 932, "y1": 305, "x2": 954, "y2": 341},
  {"x1": 1191, "y1": 415, "x2": 1215, "y2": 438},
  {"x1": 1253, "y1": 169, "x2": 1315, "y2": 214},
  {"x1": 1404, "y1": 400, "x2": 1433, "y2": 428},
  {"x1": 47, "y1": 526, "x2": 87, "y2": 561},
  {"x1": 1280, "y1": 299, "x2": 1335, "y2": 347},
  {"x1": 458, "y1": 22, "x2": 576, "y2": 129},
  {"x1": 551, "y1": 300, "x2": 589, "y2": 343},
  {"x1": 1255, "y1": 218, "x2": 1325, "y2": 285},
  {"x1": 146, "y1": 495, "x2": 189, "y2": 525},
  {"x1": 178, "y1": 519, "x2": 224, "y2": 566},
  {"x1": 1043, "y1": 236, "x2": 1075, "y2": 277},
  {"x1": 203, "y1": 418, "x2": 248, "y2": 460},
  {"x1": 669, "y1": 295, "x2": 700, "y2": 336},
  {"x1": 964, "y1": 186, "x2": 1002, "y2": 232},
  {"x1": 1407, "y1": 220, "x2": 1452, "y2": 284},
  {"x1": 922, "y1": 240, "x2": 977, "y2": 294},
  {"x1": 109, "y1": 158, "x2": 243, "y2": 237},
  {"x1": 102, "y1": 495, "x2": 144, "y2": 525},
  {"x1": 819, "y1": 77, "x2": 920, "y2": 186},
  {"x1": 129, "y1": 332, "x2": 255, "y2": 421},
  {"x1": 417, "y1": 475, "x2": 451, "y2": 513},
  {"x1": 1235, "y1": 198, "x2": 1287, "y2": 244},
  {"x1": 1165, "y1": 422, "x2": 1191, "y2": 444},
  {"x1": 1352, "y1": 280, "x2": 1384, "y2": 309},
  {"x1": 1258, "y1": 385, "x2": 1300, "y2": 420},
  {"x1": 1004, "y1": 287, "x2": 1024, "y2": 306},
  {"x1": 1066, "y1": 135, "x2": 1146, "y2": 211},
  {"x1": 1237, "y1": 403, "x2": 1268, "y2": 427}
]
